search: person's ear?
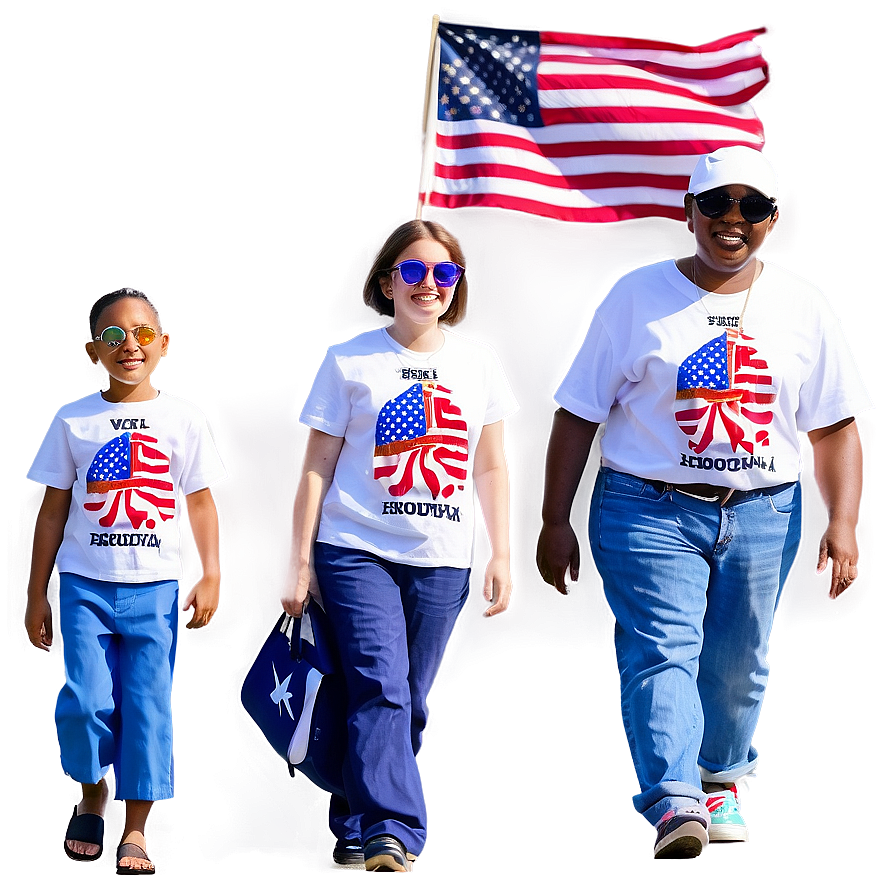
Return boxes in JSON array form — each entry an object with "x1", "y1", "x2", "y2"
[{"x1": 684, "y1": 193, "x2": 695, "y2": 234}]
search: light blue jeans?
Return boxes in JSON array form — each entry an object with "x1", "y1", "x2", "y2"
[{"x1": 589, "y1": 468, "x2": 801, "y2": 825}]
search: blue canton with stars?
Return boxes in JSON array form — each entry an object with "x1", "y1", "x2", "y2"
[
  {"x1": 376, "y1": 384, "x2": 428, "y2": 446},
  {"x1": 438, "y1": 22, "x2": 543, "y2": 126},
  {"x1": 677, "y1": 334, "x2": 731, "y2": 391},
  {"x1": 87, "y1": 433, "x2": 131, "y2": 482}
]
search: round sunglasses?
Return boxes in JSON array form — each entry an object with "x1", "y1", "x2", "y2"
[
  {"x1": 94, "y1": 325, "x2": 157, "y2": 348},
  {"x1": 693, "y1": 189, "x2": 777, "y2": 224},
  {"x1": 387, "y1": 259, "x2": 465, "y2": 288}
]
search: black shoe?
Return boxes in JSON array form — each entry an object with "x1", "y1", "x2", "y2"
[
  {"x1": 333, "y1": 839, "x2": 364, "y2": 866},
  {"x1": 364, "y1": 835, "x2": 410, "y2": 872},
  {"x1": 653, "y1": 807, "x2": 709, "y2": 859}
]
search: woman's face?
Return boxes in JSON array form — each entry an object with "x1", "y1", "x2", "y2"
[
  {"x1": 687, "y1": 183, "x2": 778, "y2": 282},
  {"x1": 381, "y1": 238, "x2": 458, "y2": 330}
]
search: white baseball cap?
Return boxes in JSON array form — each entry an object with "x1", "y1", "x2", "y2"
[{"x1": 688, "y1": 146, "x2": 777, "y2": 200}]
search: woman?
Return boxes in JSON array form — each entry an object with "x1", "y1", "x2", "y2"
[
  {"x1": 282, "y1": 220, "x2": 516, "y2": 871},
  {"x1": 536, "y1": 147, "x2": 869, "y2": 859}
]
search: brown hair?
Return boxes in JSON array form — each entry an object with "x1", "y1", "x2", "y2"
[{"x1": 363, "y1": 220, "x2": 468, "y2": 326}]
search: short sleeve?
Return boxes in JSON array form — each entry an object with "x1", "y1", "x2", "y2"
[
  {"x1": 27, "y1": 414, "x2": 76, "y2": 490},
  {"x1": 554, "y1": 307, "x2": 627, "y2": 423},
  {"x1": 300, "y1": 350, "x2": 352, "y2": 437},
  {"x1": 483, "y1": 346, "x2": 519, "y2": 425},
  {"x1": 180, "y1": 413, "x2": 227, "y2": 495},
  {"x1": 795, "y1": 300, "x2": 872, "y2": 432}
]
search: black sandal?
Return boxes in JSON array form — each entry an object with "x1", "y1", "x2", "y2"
[{"x1": 63, "y1": 805, "x2": 104, "y2": 862}]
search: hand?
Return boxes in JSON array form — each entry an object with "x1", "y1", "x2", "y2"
[
  {"x1": 482, "y1": 556, "x2": 511, "y2": 617},
  {"x1": 817, "y1": 520, "x2": 859, "y2": 599},
  {"x1": 281, "y1": 561, "x2": 315, "y2": 617},
  {"x1": 25, "y1": 593, "x2": 53, "y2": 651},
  {"x1": 536, "y1": 522, "x2": 580, "y2": 595},
  {"x1": 183, "y1": 574, "x2": 220, "y2": 628}
]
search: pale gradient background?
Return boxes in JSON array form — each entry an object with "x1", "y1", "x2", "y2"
[{"x1": 3, "y1": 1, "x2": 889, "y2": 893}]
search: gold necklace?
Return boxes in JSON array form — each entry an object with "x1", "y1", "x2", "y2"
[{"x1": 688, "y1": 257, "x2": 761, "y2": 336}]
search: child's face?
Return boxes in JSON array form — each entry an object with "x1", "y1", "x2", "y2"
[{"x1": 85, "y1": 297, "x2": 169, "y2": 402}]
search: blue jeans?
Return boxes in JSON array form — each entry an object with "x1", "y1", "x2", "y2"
[
  {"x1": 56, "y1": 573, "x2": 179, "y2": 801},
  {"x1": 314, "y1": 542, "x2": 470, "y2": 855},
  {"x1": 588, "y1": 468, "x2": 801, "y2": 825}
]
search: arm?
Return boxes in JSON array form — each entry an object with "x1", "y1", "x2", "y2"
[
  {"x1": 182, "y1": 488, "x2": 221, "y2": 629},
  {"x1": 473, "y1": 420, "x2": 512, "y2": 617},
  {"x1": 282, "y1": 428, "x2": 345, "y2": 616},
  {"x1": 535, "y1": 408, "x2": 600, "y2": 595},
  {"x1": 807, "y1": 417, "x2": 863, "y2": 599},
  {"x1": 25, "y1": 486, "x2": 72, "y2": 650}
]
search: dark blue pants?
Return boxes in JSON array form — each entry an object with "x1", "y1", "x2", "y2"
[{"x1": 314, "y1": 542, "x2": 469, "y2": 856}]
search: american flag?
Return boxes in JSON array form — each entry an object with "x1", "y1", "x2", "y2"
[
  {"x1": 373, "y1": 382, "x2": 469, "y2": 499},
  {"x1": 674, "y1": 331, "x2": 776, "y2": 454},
  {"x1": 425, "y1": 22, "x2": 769, "y2": 222},
  {"x1": 84, "y1": 432, "x2": 175, "y2": 529}
]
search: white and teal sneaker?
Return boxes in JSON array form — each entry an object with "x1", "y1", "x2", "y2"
[{"x1": 705, "y1": 786, "x2": 748, "y2": 842}]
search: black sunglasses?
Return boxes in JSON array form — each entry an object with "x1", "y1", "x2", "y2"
[{"x1": 693, "y1": 189, "x2": 777, "y2": 224}]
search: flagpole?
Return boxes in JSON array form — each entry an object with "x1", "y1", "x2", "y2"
[{"x1": 415, "y1": 14, "x2": 440, "y2": 219}]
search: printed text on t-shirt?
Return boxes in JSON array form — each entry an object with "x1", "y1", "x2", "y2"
[
  {"x1": 680, "y1": 453, "x2": 776, "y2": 473},
  {"x1": 400, "y1": 368, "x2": 439, "y2": 380}
]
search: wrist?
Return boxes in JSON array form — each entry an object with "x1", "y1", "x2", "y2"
[
  {"x1": 826, "y1": 513, "x2": 859, "y2": 529},
  {"x1": 26, "y1": 585, "x2": 49, "y2": 604}
]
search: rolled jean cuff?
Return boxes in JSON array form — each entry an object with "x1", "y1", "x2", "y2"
[
  {"x1": 699, "y1": 751, "x2": 758, "y2": 785},
  {"x1": 634, "y1": 780, "x2": 707, "y2": 826}
]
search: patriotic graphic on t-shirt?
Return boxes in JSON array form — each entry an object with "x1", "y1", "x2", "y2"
[
  {"x1": 674, "y1": 330, "x2": 776, "y2": 454},
  {"x1": 374, "y1": 381, "x2": 469, "y2": 499},
  {"x1": 84, "y1": 432, "x2": 175, "y2": 529}
]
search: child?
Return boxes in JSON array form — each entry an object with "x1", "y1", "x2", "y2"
[{"x1": 25, "y1": 287, "x2": 225, "y2": 875}]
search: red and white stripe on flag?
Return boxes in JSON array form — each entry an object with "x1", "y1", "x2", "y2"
[{"x1": 425, "y1": 23, "x2": 769, "y2": 223}]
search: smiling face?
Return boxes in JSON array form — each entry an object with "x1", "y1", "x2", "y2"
[
  {"x1": 85, "y1": 296, "x2": 169, "y2": 402},
  {"x1": 380, "y1": 238, "x2": 459, "y2": 346},
  {"x1": 686, "y1": 183, "x2": 779, "y2": 290}
]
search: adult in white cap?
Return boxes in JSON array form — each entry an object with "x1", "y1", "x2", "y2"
[{"x1": 536, "y1": 146, "x2": 869, "y2": 858}]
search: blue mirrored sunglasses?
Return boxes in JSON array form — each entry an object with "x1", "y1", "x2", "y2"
[{"x1": 388, "y1": 259, "x2": 465, "y2": 288}]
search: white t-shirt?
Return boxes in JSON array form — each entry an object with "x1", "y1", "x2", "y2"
[
  {"x1": 555, "y1": 260, "x2": 871, "y2": 488},
  {"x1": 301, "y1": 328, "x2": 518, "y2": 568},
  {"x1": 28, "y1": 391, "x2": 226, "y2": 583}
]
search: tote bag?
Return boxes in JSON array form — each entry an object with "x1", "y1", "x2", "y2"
[{"x1": 241, "y1": 600, "x2": 347, "y2": 795}]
